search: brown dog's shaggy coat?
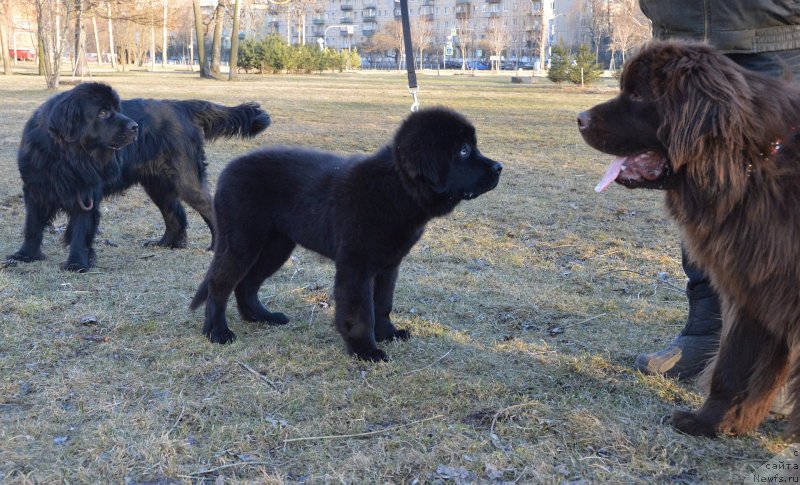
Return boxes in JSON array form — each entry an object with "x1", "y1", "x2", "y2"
[
  {"x1": 190, "y1": 107, "x2": 502, "y2": 362},
  {"x1": 579, "y1": 41, "x2": 800, "y2": 438}
]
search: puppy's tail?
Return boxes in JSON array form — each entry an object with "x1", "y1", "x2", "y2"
[
  {"x1": 182, "y1": 100, "x2": 271, "y2": 141},
  {"x1": 189, "y1": 278, "x2": 209, "y2": 311}
]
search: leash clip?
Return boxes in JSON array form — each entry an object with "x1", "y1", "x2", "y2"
[{"x1": 408, "y1": 87, "x2": 420, "y2": 112}]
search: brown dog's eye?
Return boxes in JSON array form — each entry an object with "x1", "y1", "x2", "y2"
[
  {"x1": 459, "y1": 144, "x2": 471, "y2": 159},
  {"x1": 97, "y1": 110, "x2": 110, "y2": 120},
  {"x1": 628, "y1": 91, "x2": 644, "y2": 102}
]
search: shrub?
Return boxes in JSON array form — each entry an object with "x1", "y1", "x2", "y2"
[
  {"x1": 547, "y1": 43, "x2": 571, "y2": 84},
  {"x1": 569, "y1": 44, "x2": 602, "y2": 85}
]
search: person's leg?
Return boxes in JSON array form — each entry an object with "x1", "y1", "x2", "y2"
[{"x1": 634, "y1": 244, "x2": 722, "y2": 379}]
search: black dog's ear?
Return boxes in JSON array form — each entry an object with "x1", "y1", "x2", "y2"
[
  {"x1": 47, "y1": 93, "x2": 84, "y2": 144},
  {"x1": 395, "y1": 142, "x2": 450, "y2": 192}
]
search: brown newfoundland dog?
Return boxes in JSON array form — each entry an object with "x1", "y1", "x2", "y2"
[
  {"x1": 579, "y1": 41, "x2": 800, "y2": 438},
  {"x1": 190, "y1": 107, "x2": 502, "y2": 362},
  {"x1": 8, "y1": 82, "x2": 270, "y2": 272}
]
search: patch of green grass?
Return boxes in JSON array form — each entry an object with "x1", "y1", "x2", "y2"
[{"x1": 0, "y1": 69, "x2": 781, "y2": 483}]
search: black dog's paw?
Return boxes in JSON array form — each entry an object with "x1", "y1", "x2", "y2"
[
  {"x1": 376, "y1": 328, "x2": 412, "y2": 342},
  {"x1": 143, "y1": 236, "x2": 188, "y2": 249},
  {"x1": 671, "y1": 409, "x2": 718, "y2": 438},
  {"x1": 353, "y1": 347, "x2": 388, "y2": 363},
  {"x1": 241, "y1": 309, "x2": 289, "y2": 326},
  {"x1": 6, "y1": 251, "x2": 45, "y2": 263},
  {"x1": 60, "y1": 260, "x2": 89, "y2": 273},
  {"x1": 206, "y1": 326, "x2": 237, "y2": 344}
]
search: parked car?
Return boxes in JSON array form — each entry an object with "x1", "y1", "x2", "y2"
[
  {"x1": 467, "y1": 60, "x2": 489, "y2": 70},
  {"x1": 9, "y1": 49, "x2": 36, "y2": 61}
]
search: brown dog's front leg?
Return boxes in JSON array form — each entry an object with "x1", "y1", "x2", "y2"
[
  {"x1": 672, "y1": 312, "x2": 788, "y2": 437},
  {"x1": 334, "y1": 262, "x2": 385, "y2": 362}
]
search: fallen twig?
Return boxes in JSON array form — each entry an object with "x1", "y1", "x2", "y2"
[
  {"x1": 283, "y1": 414, "x2": 445, "y2": 444},
  {"x1": 403, "y1": 349, "x2": 453, "y2": 375},
  {"x1": 235, "y1": 360, "x2": 278, "y2": 390},
  {"x1": 177, "y1": 461, "x2": 274, "y2": 477}
]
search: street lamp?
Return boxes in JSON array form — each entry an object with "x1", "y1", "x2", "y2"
[{"x1": 319, "y1": 24, "x2": 359, "y2": 50}]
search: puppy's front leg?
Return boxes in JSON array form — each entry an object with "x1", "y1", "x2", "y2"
[
  {"x1": 8, "y1": 191, "x2": 52, "y2": 263},
  {"x1": 374, "y1": 265, "x2": 411, "y2": 342},
  {"x1": 334, "y1": 262, "x2": 386, "y2": 362}
]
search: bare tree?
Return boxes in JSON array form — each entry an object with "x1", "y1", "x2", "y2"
[
  {"x1": 486, "y1": 16, "x2": 510, "y2": 71},
  {"x1": 228, "y1": 0, "x2": 240, "y2": 79},
  {"x1": 192, "y1": 0, "x2": 210, "y2": 77},
  {"x1": 0, "y1": 0, "x2": 12, "y2": 75},
  {"x1": 608, "y1": 0, "x2": 649, "y2": 68},
  {"x1": 412, "y1": 16, "x2": 433, "y2": 69},
  {"x1": 454, "y1": 15, "x2": 472, "y2": 70},
  {"x1": 161, "y1": 0, "x2": 167, "y2": 67},
  {"x1": 583, "y1": 0, "x2": 609, "y2": 63},
  {"x1": 34, "y1": 0, "x2": 73, "y2": 88},
  {"x1": 209, "y1": 0, "x2": 225, "y2": 75},
  {"x1": 371, "y1": 20, "x2": 404, "y2": 69}
]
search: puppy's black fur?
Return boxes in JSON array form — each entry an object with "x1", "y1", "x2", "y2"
[
  {"x1": 190, "y1": 107, "x2": 502, "y2": 361},
  {"x1": 8, "y1": 82, "x2": 271, "y2": 271}
]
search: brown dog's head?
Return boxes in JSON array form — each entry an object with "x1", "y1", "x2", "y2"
[{"x1": 577, "y1": 41, "x2": 779, "y2": 197}]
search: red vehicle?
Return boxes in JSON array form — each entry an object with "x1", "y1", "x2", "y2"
[{"x1": 9, "y1": 49, "x2": 36, "y2": 61}]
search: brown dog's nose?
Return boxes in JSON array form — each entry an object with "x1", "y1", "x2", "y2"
[{"x1": 577, "y1": 111, "x2": 590, "y2": 131}]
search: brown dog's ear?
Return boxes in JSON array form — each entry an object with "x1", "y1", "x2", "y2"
[
  {"x1": 656, "y1": 46, "x2": 753, "y2": 195},
  {"x1": 47, "y1": 93, "x2": 84, "y2": 144}
]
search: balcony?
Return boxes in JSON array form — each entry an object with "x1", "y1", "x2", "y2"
[
  {"x1": 363, "y1": 15, "x2": 377, "y2": 22},
  {"x1": 340, "y1": 17, "x2": 353, "y2": 24},
  {"x1": 341, "y1": 2, "x2": 353, "y2": 10},
  {"x1": 455, "y1": 5, "x2": 470, "y2": 18},
  {"x1": 312, "y1": 17, "x2": 325, "y2": 25},
  {"x1": 423, "y1": 0, "x2": 434, "y2": 5},
  {"x1": 489, "y1": 11, "x2": 500, "y2": 17}
]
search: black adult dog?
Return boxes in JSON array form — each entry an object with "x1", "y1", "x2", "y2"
[
  {"x1": 7, "y1": 82, "x2": 270, "y2": 272},
  {"x1": 190, "y1": 107, "x2": 502, "y2": 361}
]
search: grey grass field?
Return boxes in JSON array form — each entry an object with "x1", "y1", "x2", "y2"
[{"x1": 0, "y1": 70, "x2": 786, "y2": 483}]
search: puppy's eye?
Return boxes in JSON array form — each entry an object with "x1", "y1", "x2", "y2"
[
  {"x1": 459, "y1": 144, "x2": 471, "y2": 159},
  {"x1": 628, "y1": 91, "x2": 643, "y2": 102},
  {"x1": 97, "y1": 110, "x2": 110, "y2": 120}
]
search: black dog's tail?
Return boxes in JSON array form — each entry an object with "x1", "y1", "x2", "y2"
[
  {"x1": 189, "y1": 277, "x2": 209, "y2": 311},
  {"x1": 181, "y1": 101, "x2": 271, "y2": 141}
]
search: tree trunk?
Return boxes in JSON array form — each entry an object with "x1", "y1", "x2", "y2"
[
  {"x1": 210, "y1": 1, "x2": 224, "y2": 75},
  {"x1": 228, "y1": 0, "x2": 241, "y2": 80},
  {"x1": 162, "y1": 0, "x2": 168, "y2": 67},
  {"x1": 193, "y1": 0, "x2": 210, "y2": 77},
  {"x1": 74, "y1": 0, "x2": 88, "y2": 77},
  {"x1": 0, "y1": 12, "x2": 12, "y2": 75},
  {"x1": 107, "y1": 3, "x2": 117, "y2": 68},
  {"x1": 150, "y1": 24, "x2": 156, "y2": 71},
  {"x1": 91, "y1": 16, "x2": 102, "y2": 65}
]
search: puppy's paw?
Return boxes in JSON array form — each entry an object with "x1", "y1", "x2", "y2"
[
  {"x1": 354, "y1": 348, "x2": 388, "y2": 363},
  {"x1": 143, "y1": 236, "x2": 187, "y2": 249},
  {"x1": 6, "y1": 251, "x2": 45, "y2": 263},
  {"x1": 376, "y1": 328, "x2": 412, "y2": 342},
  {"x1": 206, "y1": 326, "x2": 237, "y2": 344},
  {"x1": 671, "y1": 409, "x2": 718, "y2": 438},
  {"x1": 60, "y1": 260, "x2": 89, "y2": 273}
]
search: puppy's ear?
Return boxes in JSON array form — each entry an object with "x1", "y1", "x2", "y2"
[
  {"x1": 657, "y1": 46, "x2": 752, "y2": 193},
  {"x1": 47, "y1": 93, "x2": 84, "y2": 144}
]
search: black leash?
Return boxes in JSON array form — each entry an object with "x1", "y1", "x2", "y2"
[{"x1": 398, "y1": 0, "x2": 419, "y2": 111}]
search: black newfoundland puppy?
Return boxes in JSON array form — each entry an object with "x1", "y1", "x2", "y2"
[
  {"x1": 190, "y1": 107, "x2": 502, "y2": 361},
  {"x1": 8, "y1": 82, "x2": 270, "y2": 272}
]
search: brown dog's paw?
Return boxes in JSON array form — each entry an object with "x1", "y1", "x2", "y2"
[
  {"x1": 206, "y1": 326, "x2": 237, "y2": 345},
  {"x1": 671, "y1": 409, "x2": 718, "y2": 438}
]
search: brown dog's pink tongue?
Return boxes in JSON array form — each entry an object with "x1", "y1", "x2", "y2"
[{"x1": 595, "y1": 157, "x2": 625, "y2": 193}]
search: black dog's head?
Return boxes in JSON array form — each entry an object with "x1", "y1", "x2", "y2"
[
  {"x1": 393, "y1": 107, "x2": 502, "y2": 211},
  {"x1": 45, "y1": 82, "x2": 139, "y2": 155},
  {"x1": 577, "y1": 41, "x2": 773, "y2": 195}
]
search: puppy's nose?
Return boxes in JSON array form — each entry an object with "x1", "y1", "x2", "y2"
[
  {"x1": 491, "y1": 162, "x2": 503, "y2": 175},
  {"x1": 577, "y1": 111, "x2": 590, "y2": 131},
  {"x1": 128, "y1": 121, "x2": 139, "y2": 133}
]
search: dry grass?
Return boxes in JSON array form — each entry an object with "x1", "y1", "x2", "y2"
[{"x1": 0, "y1": 67, "x2": 787, "y2": 483}]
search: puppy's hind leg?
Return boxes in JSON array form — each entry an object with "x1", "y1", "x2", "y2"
[
  {"x1": 202, "y1": 244, "x2": 260, "y2": 344},
  {"x1": 672, "y1": 312, "x2": 788, "y2": 437},
  {"x1": 373, "y1": 265, "x2": 411, "y2": 342},
  {"x1": 234, "y1": 234, "x2": 295, "y2": 325}
]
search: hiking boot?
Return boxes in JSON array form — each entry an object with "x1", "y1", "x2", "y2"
[{"x1": 634, "y1": 291, "x2": 722, "y2": 379}]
